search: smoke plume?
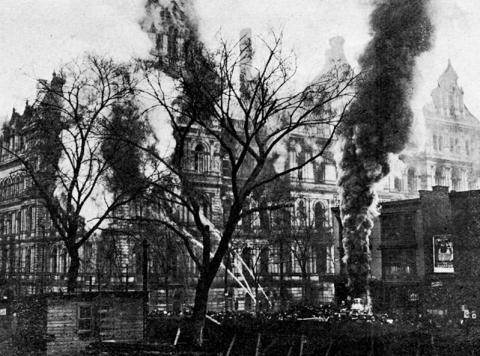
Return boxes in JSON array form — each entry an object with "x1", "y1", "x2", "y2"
[{"x1": 337, "y1": 0, "x2": 433, "y2": 306}]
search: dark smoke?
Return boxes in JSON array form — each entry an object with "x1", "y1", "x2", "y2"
[{"x1": 337, "y1": 0, "x2": 432, "y2": 307}]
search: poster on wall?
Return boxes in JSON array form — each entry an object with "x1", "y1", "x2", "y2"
[{"x1": 433, "y1": 235, "x2": 454, "y2": 273}]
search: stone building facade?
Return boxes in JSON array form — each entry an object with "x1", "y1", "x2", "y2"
[
  {"x1": 0, "y1": 76, "x2": 94, "y2": 300},
  {"x1": 399, "y1": 61, "x2": 480, "y2": 194},
  {"x1": 1, "y1": 0, "x2": 480, "y2": 315}
]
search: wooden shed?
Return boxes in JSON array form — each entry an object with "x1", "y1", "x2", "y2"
[{"x1": 14, "y1": 291, "x2": 145, "y2": 355}]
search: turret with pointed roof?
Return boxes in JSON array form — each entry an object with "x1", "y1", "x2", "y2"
[{"x1": 427, "y1": 60, "x2": 477, "y2": 125}]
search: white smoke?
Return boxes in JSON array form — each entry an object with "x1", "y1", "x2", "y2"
[
  {"x1": 192, "y1": 0, "x2": 374, "y2": 89},
  {"x1": 0, "y1": 0, "x2": 152, "y2": 118},
  {"x1": 137, "y1": 71, "x2": 178, "y2": 161},
  {"x1": 413, "y1": 0, "x2": 480, "y2": 124}
]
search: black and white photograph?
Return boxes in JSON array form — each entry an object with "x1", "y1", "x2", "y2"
[{"x1": 1, "y1": 0, "x2": 480, "y2": 355}]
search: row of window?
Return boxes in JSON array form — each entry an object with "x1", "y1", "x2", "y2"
[
  {"x1": 433, "y1": 166, "x2": 475, "y2": 190},
  {"x1": 175, "y1": 196, "x2": 329, "y2": 230},
  {"x1": 191, "y1": 141, "x2": 334, "y2": 185},
  {"x1": 0, "y1": 245, "x2": 68, "y2": 275},
  {"x1": 1, "y1": 207, "x2": 36, "y2": 236},
  {"x1": 383, "y1": 168, "x2": 418, "y2": 193},
  {"x1": 153, "y1": 29, "x2": 185, "y2": 60},
  {"x1": 0, "y1": 134, "x2": 28, "y2": 160},
  {"x1": 126, "y1": 240, "x2": 336, "y2": 281},
  {"x1": 239, "y1": 200, "x2": 329, "y2": 230},
  {"x1": 0, "y1": 175, "x2": 32, "y2": 201},
  {"x1": 240, "y1": 244, "x2": 336, "y2": 276},
  {"x1": 433, "y1": 134, "x2": 471, "y2": 155},
  {"x1": 382, "y1": 249, "x2": 416, "y2": 281},
  {"x1": 383, "y1": 167, "x2": 479, "y2": 193}
]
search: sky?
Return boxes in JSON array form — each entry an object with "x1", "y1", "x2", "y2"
[{"x1": 1, "y1": 0, "x2": 480, "y2": 124}]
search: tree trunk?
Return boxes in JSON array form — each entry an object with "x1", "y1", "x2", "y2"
[
  {"x1": 191, "y1": 272, "x2": 214, "y2": 347},
  {"x1": 301, "y1": 269, "x2": 310, "y2": 305},
  {"x1": 66, "y1": 247, "x2": 80, "y2": 293}
]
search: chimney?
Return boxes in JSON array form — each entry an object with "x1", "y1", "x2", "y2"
[
  {"x1": 239, "y1": 28, "x2": 253, "y2": 83},
  {"x1": 50, "y1": 71, "x2": 66, "y2": 94},
  {"x1": 322, "y1": 36, "x2": 347, "y2": 73},
  {"x1": 311, "y1": 36, "x2": 349, "y2": 85}
]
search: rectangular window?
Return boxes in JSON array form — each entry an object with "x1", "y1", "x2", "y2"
[
  {"x1": 97, "y1": 305, "x2": 114, "y2": 338},
  {"x1": 382, "y1": 249, "x2": 416, "y2": 281},
  {"x1": 77, "y1": 304, "x2": 114, "y2": 338},
  {"x1": 78, "y1": 305, "x2": 93, "y2": 333},
  {"x1": 268, "y1": 246, "x2": 280, "y2": 274}
]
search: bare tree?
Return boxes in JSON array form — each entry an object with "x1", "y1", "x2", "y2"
[
  {"x1": 1, "y1": 54, "x2": 150, "y2": 292},
  {"x1": 287, "y1": 200, "x2": 334, "y2": 305},
  {"x1": 138, "y1": 32, "x2": 358, "y2": 344}
]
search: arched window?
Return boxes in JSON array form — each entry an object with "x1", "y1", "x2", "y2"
[
  {"x1": 407, "y1": 168, "x2": 417, "y2": 192},
  {"x1": 16, "y1": 211, "x2": 21, "y2": 234},
  {"x1": 193, "y1": 144, "x2": 207, "y2": 173},
  {"x1": 17, "y1": 177, "x2": 22, "y2": 194},
  {"x1": 8, "y1": 213, "x2": 13, "y2": 235},
  {"x1": 314, "y1": 202, "x2": 326, "y2": 229},
  {"x1": 6, "y1": 179, "x2": 11, "y2": 198},
  {"x1": 26, "y1": 207, "x2": 32, "y2": 232},
  {"x1": 433, "y1": 135, "x2": 437, "y2": 150},
  {"x1": 438, "y1": 136, "x2": 443, "y2": 151}
]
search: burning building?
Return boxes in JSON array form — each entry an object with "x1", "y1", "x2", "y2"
[{"x1": 1, "y1": 0, "x2": 480, "y2": 322}]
